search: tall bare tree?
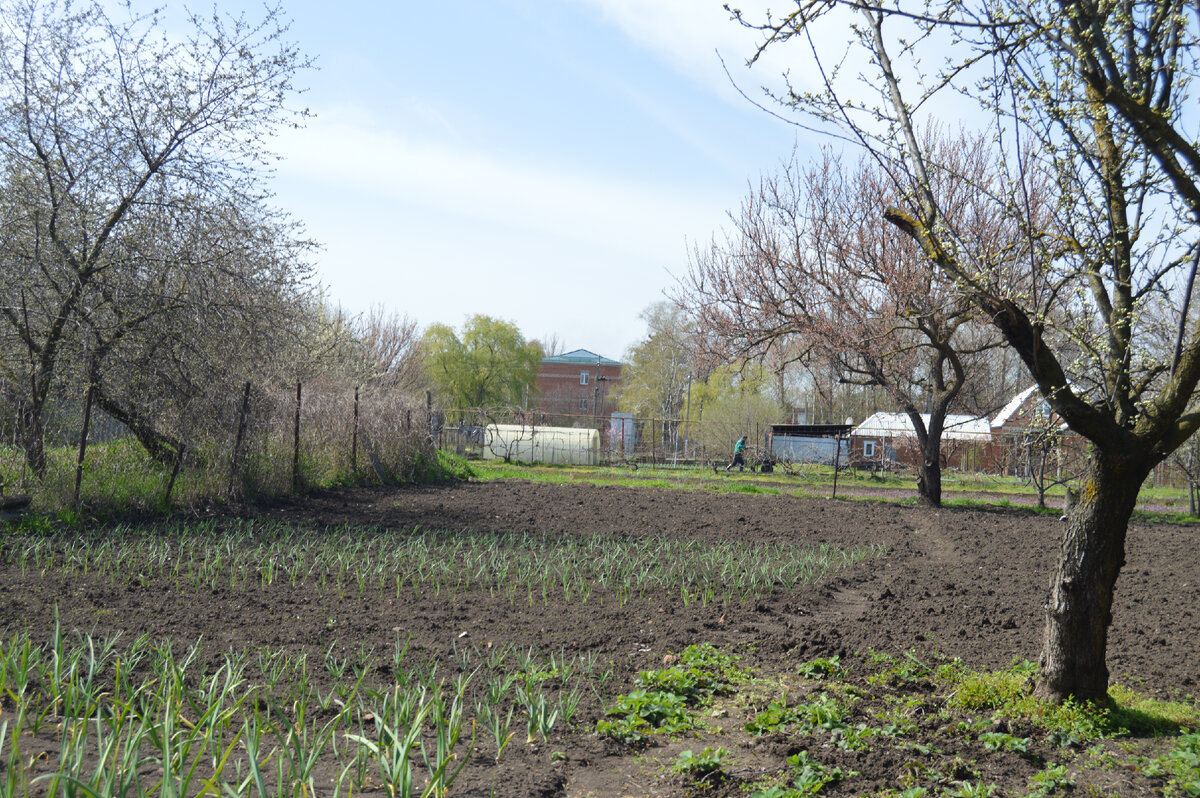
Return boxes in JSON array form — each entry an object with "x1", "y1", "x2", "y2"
[
  {"x1": 728, "y1": 0, "x2": 1200, "y2": 701},
  {"x1": 617, "y1": 302, "x2": 701, "y2": 422},
  {"x1": 532, "y1": 333, "x2": 567, "y2": 359},
  {"x1": 310, "y1": 305, "x2": 427, "y2": 393},
  {"x1": 683, "y1": 146, "x2": 1006, "y2": 505},
  {"x1": 82, "y1": 199, "x2": 316, "y2": 462},
  {"x1": 0, "y1": 0, "x2": 311, "y2": 474},
  {"x1": 353, "y1": 307, "x2": 426, "y2": 392}
]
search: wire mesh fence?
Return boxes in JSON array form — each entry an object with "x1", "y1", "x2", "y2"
[
  {"x1": 4, "y1": 390, "x2": 1196, "y2": 512},
  {"x1": 437, "y1": 408, "x2": 805, "y2": 470},
  {"x1": 434, "y1": 405, "x2": 1195, "y2": 490},
  {"x1": 218, "y1": 382, "x2": 439, "y2": 499},
  {"x1": 1, "y1": 382, "x2": 437, "y2": 506}
]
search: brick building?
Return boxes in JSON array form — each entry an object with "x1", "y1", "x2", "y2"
[{"x1": 535, "y1": 349, "x2": 622, "y2": 424}]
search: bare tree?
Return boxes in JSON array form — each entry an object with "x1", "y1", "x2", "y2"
[
  {"x1": 350, "y1": 306, "x2": 426, "y2": 392},
  {"x1": 532, "y1": 333, "x2": 567, "y2": 358},
  {"x1": 682, "y1": 147, "x2": 1006, "y2": 505},
  {"x1": 1168, "y1": 434, "x2": 1200, "y2": 516},
  {"x1": 617, "y1": 302, "x2": 703, "y2": 450},
  {"x1": 0, "y1": 0, "x2": 311, "y2": 474},
  {"x1": 83, "y1": 200, "x2": 316, "y2": 463},
  {"x1": 727, "y1": 0, "x2": 1200, "y2": 702},
  {"x1": 1018, "y1": 402, "x2": 1082, "y2": 510}
]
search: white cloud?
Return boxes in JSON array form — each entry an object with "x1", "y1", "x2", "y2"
[
  {"x1": 569, "y1": 0, "x2": 808, "y2": 102},
  {"x1": 573, "y1": 0, "x2": 975, "y2": 144},
  {"x1": 274, "y1": 107, "x2": 724, "y2": 263},
  {"x1": 270, "y1": 107, "x2": 729, "y2": 357},
  {"x1": 574, "y1": 0, "x2": 748, "y2": 73}
]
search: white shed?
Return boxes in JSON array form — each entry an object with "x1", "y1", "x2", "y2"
[
  {"x1": 852, "y1": 412, "x2": 991, "y2": 442},
  {"x1": 482, "y1": 424, "x2": 599, "y2": 466},
  {"x1": 850, "y1": 412, "x2": 991, "y2": 468}
]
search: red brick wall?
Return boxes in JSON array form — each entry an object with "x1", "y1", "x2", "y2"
[{"x1": 535, "y1": 362, "x2": 622, "y2": 420}]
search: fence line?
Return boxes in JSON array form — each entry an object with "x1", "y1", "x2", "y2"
[
  {"x1": 231, "y1": 383, "x2": 435, "y2": 498},
  {"x1": 5, "y1": 391, "x2": 1197, "y2": 505},
  {"x1": 436, "y1": 407, "x2": 1198, "y2": 488},
  {"x1": 1, "y1": 382, "x2": 436, "y2": 504}
]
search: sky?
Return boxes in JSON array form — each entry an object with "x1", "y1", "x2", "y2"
[{"x1": 250, "y1": 0, "x2": 815, "y2": 361}]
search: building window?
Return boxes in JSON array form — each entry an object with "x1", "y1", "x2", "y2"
[
  {"x1": 578, "y1": 397, "x2": 589, "y2": 411},
  {"x1": 580, "y1": 371, "x2": 589, "y2": 385},
  {"x1": 863, "y1": 440, "x2": 876, "y2": 458}
]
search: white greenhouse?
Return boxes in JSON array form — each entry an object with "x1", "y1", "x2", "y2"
[{"x1": 482, "y1": 424, "x2": 599, "y2": 466}]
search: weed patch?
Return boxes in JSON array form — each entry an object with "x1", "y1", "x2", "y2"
[{"x1": 597, "y1": 644, "x2": 750, "y2": 746}]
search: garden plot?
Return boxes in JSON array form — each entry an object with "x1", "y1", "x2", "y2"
[{"x1": 1, "y1": 480, "x2": 1198, "y2": 796}]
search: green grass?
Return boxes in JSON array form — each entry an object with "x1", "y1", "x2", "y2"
[
  {"x1": 1138, "y1": 728, "x2": 1200, "y2": 797},
  {"x1": 937, "y1": 657, "x2": 1200, "y2": 740},
  {"x1": 1131, "y1": 508, "x2": 1200, "y2": 525},
  {"x1": 736, "y1": 651, "x2": 1200, "y2": 797},
  {"x1": 1109, "y1": 685, "x2": 1200, "y2": 733},
  {"x1": 468, "y1": 459, "x2": 1197, "y2": 521},
  {"x1": 471, "y1": 459, "x2": 913, "y2": 490},
  {"x1": 0, "y1": 438, "x2": 220, "y2": 520},
  {"x1": 1, "y1": 439, "x2": 469, "y2": 522}
]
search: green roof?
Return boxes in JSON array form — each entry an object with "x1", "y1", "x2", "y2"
[{"x1": 541, "y1": 348, "x2": 621, "y2": 366}]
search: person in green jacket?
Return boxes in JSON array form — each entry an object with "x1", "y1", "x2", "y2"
[{"x1": 725, "y1": 435, "x2": 748, "y2": 472}]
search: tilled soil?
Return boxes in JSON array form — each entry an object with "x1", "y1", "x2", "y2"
[{"x1": 2, "y1": 479, "x2": 1198, "y2": 796}]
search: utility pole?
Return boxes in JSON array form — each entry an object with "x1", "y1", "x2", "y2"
[
  {"x1": 683, "y1": 375, "x2": 692, "y2": 459},
  {"x1": 593, "y1": 351, "x2": 609, "y2": 444},
  {"x1": 593, "y1": 352, "x2": 600, "y2": 429}
]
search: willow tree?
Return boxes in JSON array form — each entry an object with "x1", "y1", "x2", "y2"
[
  {"x1": 729, "y1": 0, "x2": 1200, "y2": 701},
  {"x1": 422, "y1": 315, "x2": 541, "y2": 421},
  {"x1": 689, "y1": 361, "x2": 785, "y2": 457},
  {"x1": 682, "y1": 146, "x2": 1007, "y2": 505}
]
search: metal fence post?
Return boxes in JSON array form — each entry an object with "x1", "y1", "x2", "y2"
[
  {"x1": 351, "y1": 386, "x2": 360, "y2": 473},
  {"x1": 292, "y1": 381, "x2": 302, "y2": 493},
  {"x1": 831, "y1": 435, "x2": 843, "y2": 499},
  {"x1": 229, "y1": 382, "x2": 251, "y2": 499}
]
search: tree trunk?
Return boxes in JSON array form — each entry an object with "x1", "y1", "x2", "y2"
[
  {"x1": 909, "y1": 407, "x2": 946, "y2": 508},
  {"x1": 916, "y1": 451, "x2": 942, "y2": 507},
  {"x1": 1035, "y1": 448, "x2": 1149, "y2": 703},
  {"x1": 19, "y1": 401, "x2": 47, "y2": 478},
  {"x1": 93, "y1": 390, "x2": 184, "y2": 465},
  {"x1": 1035, "y1": 446, "x2": 1048, "y2": 509}
]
